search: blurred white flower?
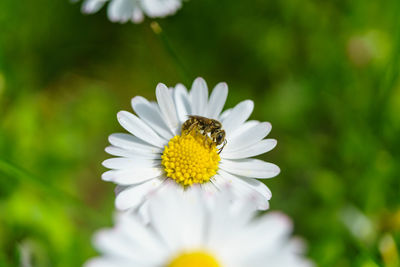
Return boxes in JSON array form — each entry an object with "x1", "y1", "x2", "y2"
[
  {"x1": 76, "y1": 0, "x2": 182, "y2": 23},
  {"x1": 340, "y1": 205, "x2": 376, "y2": 244},
  {"x1": 103, "y1": 77, "x2": 279, "y2": 214},
  {"x1": 85, "y1": 189, "x2": 312, "y2": 267}
]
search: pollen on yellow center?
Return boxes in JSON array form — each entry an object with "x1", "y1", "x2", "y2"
[
  {"x1": 161, "y1": 133, "x2": 220, "y2": 186},
  {"x1": 167, "y1": 251, "x2": 221, "y2": 267}
]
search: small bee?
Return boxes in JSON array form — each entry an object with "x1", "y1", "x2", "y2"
[{"x1": 181, "y1": 115, "x2": 227, "y2": 153}]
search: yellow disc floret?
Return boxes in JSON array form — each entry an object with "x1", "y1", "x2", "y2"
[
  {"x1": 161, "y1": 133, "x2": 220, "y2": 186},
  {"x1": 167, "y1": 251, "x2": 221, "y2": 267}
]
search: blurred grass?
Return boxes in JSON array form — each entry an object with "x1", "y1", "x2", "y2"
[{"x1": 1, "y1": 0, "x2": 400, "y2": 266}]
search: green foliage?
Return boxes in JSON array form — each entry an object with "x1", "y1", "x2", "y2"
[{"x1": 1, "y1": 0, "x2": 400, "y2": 266}]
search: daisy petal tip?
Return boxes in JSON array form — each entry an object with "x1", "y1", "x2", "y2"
[
  {"x1": 192, "y1": 77, "x2": 208, "y2": 91},
  {"x1": 130, "y1": 95, "x2": 142, "y2": 106},
  {"x1": 271, "y1": 138, "x2": 277, "y2": 145},
  {"x1": 261, "y1": 163, "x2": 281, "y2": 178},
  {"x1": 219, "y1": 81, "x2": 228, "y2": 87},
  {"x1": 101, "y1": 159, "x2": 108, "y2": 168},
  {"x1": 258, "y1": 201, "x2": 270, "y2": 210},
  {"x1": 264, "y1": 121, "x2": 272, "y2": 130},
  {"x1": 104, "y1": 146, "x2": 113, "y2": 154},
  {"x1": 274, "y1": 165, "x2": 281, "y2": 176},
  {"x1": 156, "y1": 82, "x2": 168, "y2": 92},
  {"x1": 268, "y1": 211, "x2": 293, "y2": 228},
  {"x1": 92, "y1": 229, "x2": 108, "y2": 245},
  {"x1": 107, "y1": 134, "x2": 114, "y2": 144},
  {"x1": 213, "y1": 82, "x2": 228, "y2": 94},
  {"x1": 115, "y1": 197, "x2": 130, "y2": 211},
  {"x1": 175, "y1": 83, "x2": 187, "y2": 91},
  {"x1": 101, "y1": 158, "x2": 113, "y2": 169},
  {"x1": 194, "y1": 77, "x2": 206, "y2": 83},
  {"x1": 101, "y1": 171, "x2": 114, "y2": 182},
  {"x1": 116, "y1": 110, "x2": 136, "y2": 128},
  {"x1": 133, "y1": 16, "x2": 144, "y2": 24},
  {"x1": 116, "y1": 110, "x2": 128, "y2": 120},
  {"x1": 264, "y1": 190, "x2": 272, "y2": 201},
  {"x1": 245, "y1": 99, "x2": 254, "y2": 109}
]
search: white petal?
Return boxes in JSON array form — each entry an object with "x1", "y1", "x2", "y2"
[
  {"x1": 116, "y1": 214, "x2": 167, "y2": 258},
  {"x1": 216, "y1": 171, "x2": 270, "y2": 210},
  {"x1": 206, "y1": 82, "x2": 228, "y2": 119},
  {"x1": 156, "y1": 83, "x2": 179, "y2": 134},
  {"x1": 236, "y1": 212, "x2": 293, "y2": 256},
  {"x1": 176, "y1": 187, "x2": 207, "y2": 248},
  {"x1": 92, "y1": 220, "x2": 162, "y2": 265},
  {"x1": 131, "y1": 7, "x2": 144, "y2": 23},
  {"x1": 222, "y1": 100, "x2": 254, "y2": 134},
  {"x1": 220, "y1": 158, "x2": 280, "y2": 179},
  {"x1": 190, "y1": 77, "x2": 208, "y2": 116},
  {"x1": 115, "y1": 177, "x2": 165, "y2": 210},
  {"x1": 105, "y1": 146, "x2": 160, "y2": 159},
  {"x1": 107, "y1": 0, "x2": 135, "y2": 23},
  {"x1": 237, "y1": 176, "x2": 271, "y2": 200},
  {"x1": 141, "y1": 0, "x2": 181, "y2": 18},
  {"x1": 136, "y1": 200, "x2": 150, "y2": 224},
  {"x1": 285, "y1": 237, "x2": 308, "y2": 255},
  {"x1": 218, "y1": 108, "x2": 231, "y2": 121},
  {"x1": 93, "y1": 230, "x2": 137, "y2": 261},
  {"x1": 148, "y1": 194, "x2": 183, "y2": 251},
  {"x1": 226, "y1": 120, "x2": 259, "y2": 137},
  {"x1": 232, "y1": 176, "x2": 272, "y2": 210},
  {"x1": 117, "y1": 111, "x2": 166, "y2": 147},
  {"x1": 84, "y1": 257, "x2": 133, "y2": 267},
  {"x1": 102, "y1": 158, "x2": 159, "y2": 169},
  {"x1": 222, "y1": 139, "x2": 277, "y2": 159},
  {"x1": 220, "y1": 172, "x2": 272, "y2": 203},
  {"x1": 205, "y1": 187, "x2": 235, "y2": 246},
  {"x1": 131, "y1": 96, "x2": 173, "y2": 140},
  {"x1": 102, "y1": 168, "x2": 163, "y2": 185},
  {"x1": 173, "y1": 84, "x2": 191, "y2": 124},
  {"x1": 200, "y1": 182, "x2": 219, "y2": 196},
  {"x1": 82, "y1": 0, "x2": 107, "y2": 13},
  {"x1": 108, "y1": 133, "x2": 162, "y2": 155},
  {"x1": 224, "y1": 122, "x2": 271, "y2": 152}
]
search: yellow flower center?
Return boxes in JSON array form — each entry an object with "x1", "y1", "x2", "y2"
[
  {"x1": 167, "y1": 251, "x2": 221, "y2": 267},
  {"x1": 161, "y1": 133, "x2": 220, "y2": 186}
]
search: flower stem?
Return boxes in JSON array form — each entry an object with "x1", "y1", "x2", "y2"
[{"x1": 150, "y1": 21, "x2": 191, "y2": 85}]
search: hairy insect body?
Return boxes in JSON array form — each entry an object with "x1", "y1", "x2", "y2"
[{"x1": 181, "y1": 115, "x2": 227, "y2": 153}]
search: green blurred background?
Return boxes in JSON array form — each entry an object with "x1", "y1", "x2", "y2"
[{"x1": 1, "y1": 0, "x2": 400, "y2": 266}]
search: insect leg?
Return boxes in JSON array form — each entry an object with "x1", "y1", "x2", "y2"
[{"x1": 218, "y1": 139, "x2": 227, "y2": 154}]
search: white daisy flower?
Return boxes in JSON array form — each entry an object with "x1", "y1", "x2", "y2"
[
  {"x1": 76, "y1": 0, "x2": 182, "y2": 24},
  {"x1": 103, "y1": 77, "x2": 280, "y2": 213},
  {"x1": 85, "y1": 189, "x2": 312, "y2": 267}
]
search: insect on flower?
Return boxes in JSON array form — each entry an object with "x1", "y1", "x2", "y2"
[
  {"x1": 181, "y1": 115, "x2": 227, "y2": 153},
  {"x1": 102, "y1": 77, "x2": 280, "y2": 212}
]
